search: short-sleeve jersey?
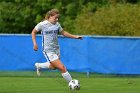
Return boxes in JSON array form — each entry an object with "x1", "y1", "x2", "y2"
[{"x1": 35, "y1": 20, "x2": 63, "y2": 53}]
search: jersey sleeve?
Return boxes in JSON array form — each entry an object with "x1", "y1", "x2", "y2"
[
  {"x1": 58, "y1": 23, "x2": 63, "y2": 33},
  {"x1": 34, "y1": 22, "x2": 42, "y2": 32}
]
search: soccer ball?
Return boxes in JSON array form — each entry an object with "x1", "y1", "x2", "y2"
[{"x1": 68, "y1": 79, "x2": 80, "y2": 90}]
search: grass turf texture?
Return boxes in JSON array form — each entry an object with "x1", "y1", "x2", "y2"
[{"x1": 0, "y1": 71, "x2": 140, "y2": 93}]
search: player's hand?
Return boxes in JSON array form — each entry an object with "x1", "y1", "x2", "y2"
[
  {"x1": 33, "y1": 44, "x2": 38, "y2": 51},
  {"x1": 76, "y1": 36, "x2": 83, "y2": 40}
]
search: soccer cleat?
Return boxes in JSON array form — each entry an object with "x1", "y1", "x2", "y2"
[{"x1": 35, "y1": 63, "x2": 41, "y2": 76}]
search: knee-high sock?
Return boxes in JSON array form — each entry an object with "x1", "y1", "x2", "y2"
[
  {"x1": 62, "y1": 71, "x2": 72, "y2": 83},
  {"x1": 38, "y1": 62, "x2": 50, "y2": 68}
]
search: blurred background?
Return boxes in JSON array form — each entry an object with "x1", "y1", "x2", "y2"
[{"x1": 0, "y1": 0, "x2": 140, "y2": 36}]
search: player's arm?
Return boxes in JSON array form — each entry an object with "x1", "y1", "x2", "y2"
[
  {"x1": 31, "y1": 28, "x2": 38, "y2": 51},
  {"x1": 61, "y1": 30, "x2": 82, "y2": 39}
]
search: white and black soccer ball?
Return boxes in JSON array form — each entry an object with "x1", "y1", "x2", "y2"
[{"x1": 68, "y1": 79, "x2": 80, "y2": 90}]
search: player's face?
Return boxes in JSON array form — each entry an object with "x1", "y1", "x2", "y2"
[{"x1": 49, "y1": 14, "x2": 59, "y2": 24}]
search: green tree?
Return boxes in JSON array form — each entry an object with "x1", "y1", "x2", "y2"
[
  {"x1": 0, "y1": 0, "x2": 140, "y2": 35},
  {"x1": 74, "y1": 4, "x2": 140, "y2": 36},
  {"x1": 0, "y1": 0, "x2": 37, "y2": 33}
]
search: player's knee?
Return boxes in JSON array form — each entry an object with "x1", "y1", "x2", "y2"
[
  {"x1": 59, "y1": 65, "x2": 67, "y2": 73},
  {"x1": 49, "y1": 64, "x2": 56, "y2": 70}
]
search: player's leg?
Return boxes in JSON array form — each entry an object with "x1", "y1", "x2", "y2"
[
  {"x1": 50, "y1": 59, "x2": 72, "y2": 83},
  {"x1": 40, "y1": 52, "x2": 72, "y2": 82},
  {"x1": 35, "y1": 52, "x2": 57, "y2": 76},
  {"x1": 35, "y1": 62, "x2": 56, "y2": 76},
  {"x1": 35, "y1": 62, "x2": 56, "y2": 69}
]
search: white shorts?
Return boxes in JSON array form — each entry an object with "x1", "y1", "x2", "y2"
[{"x1": 43, "y1": 52, "x2": 60, "y2": 62}]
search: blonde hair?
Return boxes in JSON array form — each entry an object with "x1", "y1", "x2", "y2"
[{"x1": 45, "y1": 9, "x2": 59, "y2": 20}]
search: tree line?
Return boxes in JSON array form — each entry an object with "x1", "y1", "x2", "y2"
[{"x1": 0, "y1": 0, "x2": 140, "y2": 36}]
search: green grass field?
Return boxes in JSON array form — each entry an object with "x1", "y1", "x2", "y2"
[{"x1": 0, "y1": 71, "x2": 140, "y2": 93}]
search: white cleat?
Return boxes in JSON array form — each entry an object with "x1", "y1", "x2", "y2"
[{"x1": 35, "y1": 63, "x2": 41, "y2": 76}]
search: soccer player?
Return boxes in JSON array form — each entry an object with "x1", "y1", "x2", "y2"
[{"x1": 31, "y1": 9, "x2": 82, "y2": 83}]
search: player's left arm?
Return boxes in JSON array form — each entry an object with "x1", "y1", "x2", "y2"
[{"x1": 61, "y1": 30, "x2": 82, "y2": 39}]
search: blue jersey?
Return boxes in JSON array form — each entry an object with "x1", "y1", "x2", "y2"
[{"x1": 35, "y1": 20, "x2": 63, "y2": 53}]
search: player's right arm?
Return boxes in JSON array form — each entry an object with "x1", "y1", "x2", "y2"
[{"x1": 31, "y1": 28, "x2": 38, "y2": 51}]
